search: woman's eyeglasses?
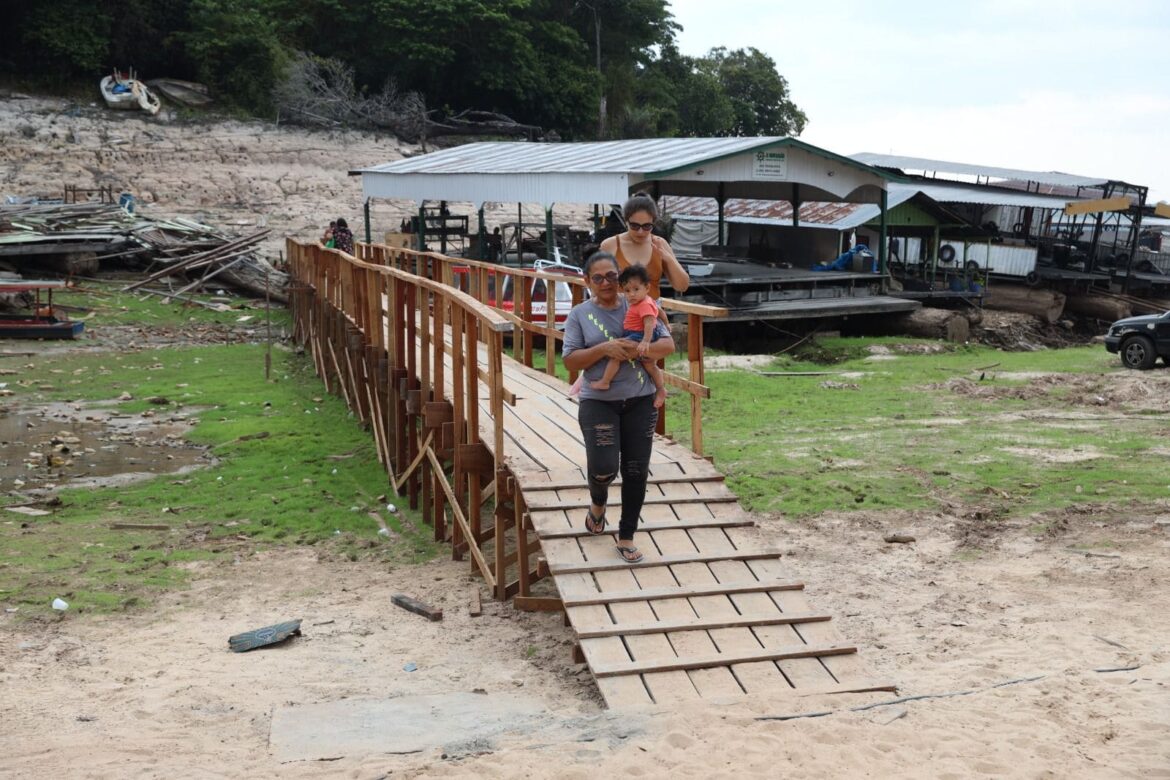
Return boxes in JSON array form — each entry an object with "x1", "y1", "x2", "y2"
[
  {"x1": 627, "y1": 221, "x2": 654, "y2": 232},
  {"x1": 590, "y1": 271, "x2": 619, "y2": 284}
]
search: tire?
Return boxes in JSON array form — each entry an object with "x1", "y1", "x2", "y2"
[
  {"x1": 1012, "y1": 222, "x2": 1026, "y2": 237},
  {"x1": 1136, "y1": 259, "x2": 1155, "y2": 273},
  {"x1": 939, "y1": 244, "x2": 957, "y2": 263},
  {"x1": 1025, "y1": 270, "x2": 1040, "y2": 287},
  {"x1": 1121, "y1": 335, "x2": 1157, "y2": 370},
  {"x1": 965, "y1": 259, "x2": 980, "y2": 271}
]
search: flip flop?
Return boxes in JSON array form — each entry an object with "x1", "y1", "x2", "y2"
[
  {"x1": 616, "y1": 545, "x2": 643, "y2": 563},
  {"x1": 585, "y1": 507, "x2": 607, "y2": 535}
]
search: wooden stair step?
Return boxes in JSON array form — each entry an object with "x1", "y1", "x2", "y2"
[{"x1": 575, "y1": 611, "x2": 832, "y2": 639}]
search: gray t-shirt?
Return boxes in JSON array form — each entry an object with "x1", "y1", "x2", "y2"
[{"x1": 562, "y1": 298, "x2": 667, "y2": 402}]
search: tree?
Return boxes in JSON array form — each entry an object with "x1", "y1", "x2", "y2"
[
  {"x1": 701, "y1": 47, "x2": 807, "y2": 136},
  {"x1": 185, "y1": 0, "x2": 289, "y2": 113}
]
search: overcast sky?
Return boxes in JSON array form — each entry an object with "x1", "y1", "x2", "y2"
[{"x1": 669, "y1": 0, "x2": 1170, "y2": 203}]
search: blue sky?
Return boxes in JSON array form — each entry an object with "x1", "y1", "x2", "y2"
[{"x1": 669, "y1": 0, "x2": 1170, "y2": 202}]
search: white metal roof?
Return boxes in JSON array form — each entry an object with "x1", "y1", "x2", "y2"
[
  {"x1": 852, "y1": 152, "x2": 1114, "y2": 189},
  {"x1": 356, "y1": 137, "x2": 898, "y2": 207},
  {"x1": 910, "y1": 180, "x2": 1084, "y2": 209}
]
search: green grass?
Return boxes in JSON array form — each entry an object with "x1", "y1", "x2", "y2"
[
  {"x1": 665, "y1": 338, "x2": 1170, "y2": 519},
  {"x1": 53, "y1": 280, "x2": 293, "y2": 329},
  {"x1": 1, "y1": 342, "x2": 438, "y2": 616}
]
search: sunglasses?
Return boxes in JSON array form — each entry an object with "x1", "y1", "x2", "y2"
[
  {"x1": 590, "y1": 271, "x2": 619, "y2": 284},
  {"x1": 628, "y1": 221, "x2": 654, "y2": 232}
]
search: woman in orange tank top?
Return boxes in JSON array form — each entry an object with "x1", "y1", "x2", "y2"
[{"x1": 599, "y1": 192, "x2": 690, "y2": 300}]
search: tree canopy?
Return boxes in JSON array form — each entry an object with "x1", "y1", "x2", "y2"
[{"x1": 0, "y1": 0, "x2": 808, "y2": 140}]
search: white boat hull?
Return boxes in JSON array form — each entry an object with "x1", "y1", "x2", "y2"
[{"x1": 100, "y1": 75, "x2": 161, "y2": 115}]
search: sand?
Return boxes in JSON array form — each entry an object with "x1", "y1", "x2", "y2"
[
  {"x1": 2, "y1": 505, "x2": 1167, "y2": 778},
  {"x1": 2, "y1": 94, "x2": 1169, "y2": 778}
]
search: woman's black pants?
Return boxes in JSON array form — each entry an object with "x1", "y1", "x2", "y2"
[{"x1": 577, "y1": 394, "x2": 658, "y2": 541}]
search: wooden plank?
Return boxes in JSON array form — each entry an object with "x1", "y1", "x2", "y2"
[
  {"x1": 391, "y1": 593, "x2": 443, "y2": 621},
  {"x1": 593, "y1": 644, "x2": 858, "y2": 678},
  {"x1": 692, "y1": 527, "x2": 836, "y2": 693},
  {"x1": 561, "y1": 579, "x2": 805, "y2": 607},
  {"x1": 588, "y1": 543, "x2": 702, "y2": 704},
  {"x1": 513, "y1": 596, "x2": 563, "y2": 612},
  {"x1": 535, "y1": 516, "x2": 755, "y2": 539},
  {"x1": 469, "y1": 585, "x2": 482, "y2": 617},
  {"x1": 514, "y1": 472, "x2": 724, "y2": 491},
  {"x1": 557, "y1": 569, "x2": 654, "y2": 707},
  {"x1": 649, "y1": 527, "x2": 746, "y2": 698},
  {"x1": 747, "y1": 555, "x2": 871, "y2": 688},
  {"x1": 549, "y1": 550, "x2": 779, "y2": 576},
  {"x1": 573, "y1": 614, "x2": 825, "y2": 640},
  {"x1": 526, "y1": 494, "x2": 738, "y2": 512}
]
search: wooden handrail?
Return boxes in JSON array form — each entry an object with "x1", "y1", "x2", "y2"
[{"x1": 358, "y1": 241, "x2": 728, "y2": 455}]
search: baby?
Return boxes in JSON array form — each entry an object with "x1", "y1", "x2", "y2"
[{"x1": 590, "y1": 265, "x2": 667, "y2": 408}]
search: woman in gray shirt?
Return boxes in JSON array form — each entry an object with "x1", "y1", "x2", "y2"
[{"x1": 562, "y1": 252, "x2": 676, "y2": 563}]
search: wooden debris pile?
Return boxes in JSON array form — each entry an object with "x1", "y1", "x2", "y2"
[{"x1": 0, "y1": 202, "x2": 287, "y2": 301}]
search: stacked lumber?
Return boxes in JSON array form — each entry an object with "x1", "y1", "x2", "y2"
[{"x1": 0, "y1": 202, "x2": 287, "y2": 301}]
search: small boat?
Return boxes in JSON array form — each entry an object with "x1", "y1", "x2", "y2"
[
  {"x1": 147, "y1": 78, "x2": 212, "y2": 107},
  {"x1": 0, "y1": 281, "x2": 85, "y2": 340},
  {"x1": 100, "y1": 69, "x2": 161, "y2": 115}
]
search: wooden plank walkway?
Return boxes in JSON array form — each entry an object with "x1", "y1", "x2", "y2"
[{"x1": 427, "y1": 339, "x2": 893, "y2": 709}]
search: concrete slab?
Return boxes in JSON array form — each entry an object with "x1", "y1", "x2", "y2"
[{"x1": 268, "y1": 691, "x2": 549, "y2": 762}]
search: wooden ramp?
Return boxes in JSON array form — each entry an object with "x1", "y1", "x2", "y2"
[
  {"x1": 458, "y1": 356, "x2": 893, "y2": 709},
  {"x1": 289, "y1": 239, "x2": 892, "y2": 709}
]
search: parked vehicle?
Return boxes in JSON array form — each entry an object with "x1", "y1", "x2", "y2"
[
  {"x1": 0, "y1": 281, "x2": 85, "y2": 340},
  {"x1": 453, "y1": 259, "x2": 585, "y2": 328},
  {"x1": 1104, "y1": 310, "x2": 1170, "y2": 369}
]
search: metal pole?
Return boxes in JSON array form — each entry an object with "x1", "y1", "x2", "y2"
[
  {"x1": 363, "y1": 198, "x2": 371, "y2": 245},
  {"x1": 791, "y1": 184, "x2": 800, "y2": 228},
  {"x1": 545, "y1": 206, "x2": 555, "y2": 262},
  {"x1": 439, "y1": 200, "x2": 448, "y2": 255},
  {"x1": 417, "y1": 203, "x2": 426, "y2": 252},
  {"x1": 716, "y1": 183, "x2": 725, "y2": 246},
  {"x1": 477, "y1": 206, "x2": 487, "y2": 260},
  {"x1": 878, "y1": 189, "x2": 889, "y2": 283}
]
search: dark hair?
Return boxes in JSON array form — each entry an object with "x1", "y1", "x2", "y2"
[
  {"x1": 622, "y1": 191, "x2": 657, "y2": 222},
  {"x1": 336, "y1": 218, "x2": 348, "y2": 230},
  {"x1": 583, "y1": 251, "x2": 618, "y2": 275},
  {"x1": 618, "y1": 265, "x2": 649, "y2": 286}
]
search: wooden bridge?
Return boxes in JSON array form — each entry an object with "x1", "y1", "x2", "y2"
[{"x1": 287, "y1": 239, "x2": 892, "y2": 708}]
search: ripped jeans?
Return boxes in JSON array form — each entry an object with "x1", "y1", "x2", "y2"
[{"x1": 578, "y1": 393, "x2": 658, "y2": 541}]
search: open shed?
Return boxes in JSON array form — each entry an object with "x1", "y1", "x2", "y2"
[{"x1": 354, "y1": 137, "x2": 923, "y2": 320}]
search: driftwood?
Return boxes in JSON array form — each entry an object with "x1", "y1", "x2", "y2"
[
  {"x1": 425, "y1": 110, "x2": 543, "y2": 141},
  {"x1": 982, "y1": 284, "x2": 1066, "y2": 323},
  {"x1": 895, "y1": 308, "x2": 971, "y2": 342},
  {"x1": 1064, "y1": 294, "x2": 1131, "y2": 322}
]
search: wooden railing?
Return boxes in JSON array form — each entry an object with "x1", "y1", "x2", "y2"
[
  {"x1": 289, "y1": 238, "x2": 728, "y2": 602},
  {"x1": 289, "y1": 239, "x2": 520, "y2": 599},
  {"x1": 357, "y1": 243, "x2": 728, "y2": 454}
]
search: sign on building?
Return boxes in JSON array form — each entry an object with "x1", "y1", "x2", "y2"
[{"x1": 752, "y1": 150, "x2": 788, "y2": 180}]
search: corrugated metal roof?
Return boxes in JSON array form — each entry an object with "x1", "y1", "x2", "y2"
[
  {"x1": 909, "y1": 180, "x2": 1079, "y2": 209},
  {"x1": 851, "y1": 152, "x2": 1114, "y2": 189},
  {"x1": 666, "y1": 186, "x2": 918, "y2": 231},
  {"x1": 356, "y1": 137, "x2": 901, "y2": 207},
  {"x1": 360, "y1": 137, "x2": 784, "y2": 176}
]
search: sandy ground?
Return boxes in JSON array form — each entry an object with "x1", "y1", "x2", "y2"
[
  {"x1": 3, "y1": 94, "x2": 1169, "y2": 777},
  {"x1": 2, "y1": 501, "x2": 1167, "y2": 779},
  {"x1": 0, "y1": 94, "x2": 590, "y2": 261}
]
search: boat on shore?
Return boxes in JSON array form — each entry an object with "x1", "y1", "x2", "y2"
[
  {"x1": 99, "y1": 69, "x2": 161, "y2": 115},
  {"x1": 0, "y1": 281, "x2": 85, "y2": 340},
  {"x1": 147, "y1": 78, "x2": 212, "y2": 107}
]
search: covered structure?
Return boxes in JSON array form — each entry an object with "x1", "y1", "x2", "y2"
[
  {"x1": 354, "y1": 137, "x2": 920, "y2": 320},
  {"x1": 853, "y1": 153, "x2": 1154, "y2": 291},
  {"x1": 665, "y1": 184, "x2": 988, "y2": 300}
]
